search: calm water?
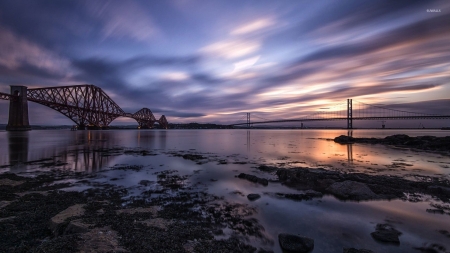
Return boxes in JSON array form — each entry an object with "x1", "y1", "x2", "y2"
[{"x1": 1, "y1": 129, "x2": 450, "y2": 252}]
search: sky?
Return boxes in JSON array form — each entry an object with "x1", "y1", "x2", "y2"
[{"x1": 0, "y1": 0, "x2": 449, "y2": 127}]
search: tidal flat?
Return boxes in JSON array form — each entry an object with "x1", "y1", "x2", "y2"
[{"x1": 1, "y1": 129, "x2": 450, "y2": 253}]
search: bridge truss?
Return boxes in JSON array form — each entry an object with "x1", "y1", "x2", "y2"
[{"x1": 1, "y1": 84, "x2": 169, "y2": 129}]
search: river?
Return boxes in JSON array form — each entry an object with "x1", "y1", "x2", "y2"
[{"x1": 1, "y1": 129, "x2": 450, "y2": 252}]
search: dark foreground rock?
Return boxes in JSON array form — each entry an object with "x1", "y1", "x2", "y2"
[
  {"x1": 237, "y1": 173, "x2": 269, "y2": 186},
  {"x1": 276, "y1": 167, "x2": 450, "y2": 202},
  {"x1": 344, "y1": 248, "x2": 375, "y2": 253},
  {"x1": 370, "y1": 224, "x2": 402, "y2": 244},
  {"x1": 278, "y1": 233, "x2": 314, "y2": 253},
  {"x1": 334, "y1": 134, "x2": 450, "y2": 153},
  {"x1": 326, "y1": 180, "x2": 379, "y2": 201},
  {"x1": 0, "y1": 171, "x2": 270, "y2": 253}
]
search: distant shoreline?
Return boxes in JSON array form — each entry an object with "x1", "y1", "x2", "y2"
[{"x1": 0, "y1": 124, "x2": 449, "y2": 130}]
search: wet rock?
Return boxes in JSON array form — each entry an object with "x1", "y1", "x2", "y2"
[
  {"x1": 270, "y1": 190, "x2": 323, "y2": 201},
  {"x1": 0, "y1": 178, "x2": 24, "y2": 186},
  {"x1": 371, "y1": 223, "x2": 402, "y2": 244},
  {"x1": 334, "y1": 135, "x2": 355, "y2": 144},
  {"x1": 414, "y1": 243, "x2": 447, "y2": 253},
  {"x1": 0, "y1": 216, "x2": 16, "y2": 222},
  {"x1": 116, "y1": 206, "x2": 159, "y2": 216},
  {"x1": 49, "y1": 204, "x2": 85, "y2": 234},
  {"x1": 257, "y1": 165, "x2": 279, "y2": 173},
  {"x1": 426, "y1": 209, "x2": 445, "y2": 214},
  {"x1": 182, "y1": 154, "x2": 205, "y2": 161},
  {"x1": 138, "y1": 218, "x2": 173, "y2": 230},
  {"x1": 78, "y1": 227, "x2": 128, "y2": 253},
  {"x1": 278, "y1": 233, "x2": 314, "y2": 253},
  {"x1": 64, "y1": 219, "x2": 91, "y2": 234},
  {"x1": 247, "y1": 194, "x2": 261, "y2": 201},
  {"x1": 0, "y1": 201, "x2": 12, "y2": 209},
  {"x1": 138, "y1": 180, "x2": 152, "y2": 186},
  {"x1": 326, "y1": 180, "x2": 378, "y2": 201},
  {"x1": 334, "y1": 134, "x2": 450, "y2": 152},
  {"x1": 438, "y1": 229, "x2": 450, "y2": 238},
  {"x1": 428, "y1": 185, "x2": 450, "y2": 196},
  {"x1": 16, "y1": 191, "x2": 49, "y2": 197},
  {"x1": 237, "y1": 173, "x2": 269, "y2": 186},
  {"x1": 344, "y1": 248, "x2": 375, "y2": 253}
]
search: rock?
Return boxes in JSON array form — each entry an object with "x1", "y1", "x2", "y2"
[
  {"x1": 138, "y1": 218, "x2": 173, "y2": 230},
  {"x1": 278, "y1": 233, "x2": 314, "y2": 253},
  {"x1": 0, "y1": 216, "x2": 16, "y2": 223},
  {"x1": 78, "y1": 227, "x2": 128, "y2": 252},
  {"x1": 116, "y1": 206, "x2": 159, "y2": 216},
  {"x1": 334, "y1": 135, "x2": 355, "y2": 144},
  {"x1": 426, "y1": 209, "x2": 445, "y2": 214},
  {"x1": 182, "y1": 154, "x2": 205, "y2": 161},
  {"x1": 257, "y1": 165, "x2": 279, "y2": 173},
  {"x1": 274, "y1": 190, "x2": 323, "y2": 201},
  {"x1": 238, "y1": 173, "x2": 269, "y2": 186},
  {"x1": 49, "y1": 204, "x2": 85, "y2": 234},
  {"x1": 326, "y1": 180, "x2": 378, "y2": 200},
  {"x1": 138, "y1": 180, "x2": 152, "y2": 186},
  {"x1": 343, "y1": 248, "x2": 375, "y2": 253},
  {"x1": 428, "y1": 185, "x2": 450, "y2": 196},
  {"x1": 0, "y1": 201, "x2": 12, "y2": 209},
  {"x1": 370, "y1": 223, "x2": 402, "y2": 244},
  {"x1": 0, "y1": 178, "x2": 24, "y2": 186},
  {"x1": 16, "y1": 191, "x2": 49, "y2": 197},
  {"x1": 247, "y1": 194, "x2": 261, "y2": 201},
  {"x1": 414, "y1": 243, "x2": 447, "y2": 253},
  {"x1": 64, "y1": 219, "x2": 91, "y2": 234}
]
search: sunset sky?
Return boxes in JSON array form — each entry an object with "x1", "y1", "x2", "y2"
[{"x1": 0, "y1": 0, "x2": 449, "y2": 127}]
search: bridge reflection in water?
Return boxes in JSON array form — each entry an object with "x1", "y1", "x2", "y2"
[{"x1": 1, "y1": 131, "x2": 167, "y2": 172}]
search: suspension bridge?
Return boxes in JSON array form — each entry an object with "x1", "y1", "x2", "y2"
[
  {"x1": 0, "y1": 85, "x2": 168, "y2": 131},
  {"x1": 231, "y1": 99, "x2": 450, "y2": 129}
]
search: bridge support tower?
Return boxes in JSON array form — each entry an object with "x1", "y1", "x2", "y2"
[
  {"x1": 6, "y1": 86, "x2": 31, "y2": 131},
  {"x1": 246, "y1": 113, "x2": 251, "y2": 128},
  {"x1": 347, "y1": 99, "x2": 352, "y2": 129}
]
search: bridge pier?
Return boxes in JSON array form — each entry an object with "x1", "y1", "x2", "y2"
[{"x1": 6, "y1": 86, "x2": 31, "y2": 131}]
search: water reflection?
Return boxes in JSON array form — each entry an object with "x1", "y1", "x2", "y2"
[
  {"x1": 347, "y1": 144, "x2": 353, "y2": 164},
  {"x1": 247, "y1": 130, "x2": 250, "y2": 153},
  {"x1": 8, "y1": 131, "x2": 29, "y2": 169},
  {"x1": 158, "y1": 130, "x2": 167, "y2": 149}
]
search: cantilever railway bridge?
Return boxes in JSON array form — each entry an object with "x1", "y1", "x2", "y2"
[
  {"x1": 0, "y1": 85, "x2": 168, "y2": 131},
  {"x1": 231, "y1": 99, "x2": 450, "y2": 129}
]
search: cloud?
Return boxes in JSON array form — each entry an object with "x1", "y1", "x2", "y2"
[
  {"x1": 231, "y1": 18, "x2": 275, "y2": 35},
  {"x1": 200, "y1": 40, "x2": 260, "y2": 59},
  {"x1": 86, "y1": 1, "x2": 160, "y2": 42},
  {"x1": 0, "y1": 26, "x2": 71, "y2": 76}
]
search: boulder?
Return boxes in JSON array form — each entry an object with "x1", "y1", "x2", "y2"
[
  {"x1": 370, "y1": 223, "x2": 401, "y2": 244},
  {"x1": 64, "y1": 219, "x2": 91, "y2": 234},
  {"x1": 49, "y1": 204, "x2": 85, "y2": 234},
  {"x1": 326, "y1": 180, "x2": 378, "y2": 200},
  {"x1": 247, "y1": 194, "x2": 261, "y2": 201},
  {"x1": 278, "y1": 233, "x2": 314, "y2": 253}
]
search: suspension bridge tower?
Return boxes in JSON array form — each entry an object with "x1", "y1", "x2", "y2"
[{"x1": 347, "y1": 99, "x2": 352, "y2": 129}]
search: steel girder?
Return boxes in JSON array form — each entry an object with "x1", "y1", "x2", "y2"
[
  {"x1": 158, "y1": 115, "x2": 169, "y2": 129},
  {"x1": 132, "y1": 108, "x2": 156, "y2": 128},
  {"x1": 27, "y1": 85, "x2": 125, "y2": 128},
  {"x1": 0, "y1": 92, "x2": 16, "y2": 101}
]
